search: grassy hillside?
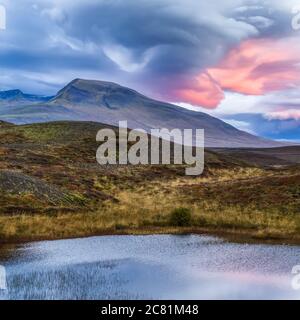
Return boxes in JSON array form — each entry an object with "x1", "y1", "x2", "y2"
[
  {"x1": 0, "y1": 121, "x2": 299, "y2": 244},
  {"x1": 214, "y1": 147, "x2": 300, "y2": 167}
]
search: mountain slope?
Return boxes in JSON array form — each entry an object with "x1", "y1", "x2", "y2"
[
  {"x1": 0, "y1": 79, "x2": 287, "y2": 147},
  {"x1": 0, "y1": 120, "x2": 246, "y2": 214},
  {"x1": 0, "y1": 89, "x2": 52, "y2": 106}
]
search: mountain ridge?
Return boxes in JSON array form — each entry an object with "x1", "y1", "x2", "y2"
[
  {"x1": 0, "y1": 89, "x2": 52, "y2": 107},
  {"x1": 0, "y1": 78, "x2": 292, "y2": 148}
]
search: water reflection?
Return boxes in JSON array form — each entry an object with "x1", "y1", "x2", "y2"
[{"x1": 0, "y1": 235, "x2": 299, "y2": 300}]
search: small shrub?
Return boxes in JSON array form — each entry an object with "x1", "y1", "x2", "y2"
[
  {"x1": 115, "y1": 223, "x2": 127, "y2": 231},
  {"x1": 169, "y1": 208, "x2": 192, "y2": 227}
]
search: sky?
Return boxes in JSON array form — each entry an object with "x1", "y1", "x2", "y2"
[{"x1": 0, "y1": 0, "x2": 299, "y2": 141}]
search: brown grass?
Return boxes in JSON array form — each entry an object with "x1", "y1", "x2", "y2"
[
  {"x1": 0, "y1": 122, "x2": 299, "y2": 244},
  {"x1": 1, "y1": 169, "x2": 300, "y2": 244}
]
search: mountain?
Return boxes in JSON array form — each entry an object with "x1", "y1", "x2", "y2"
[
  {"x1": 0, "y1": 89, "x2": 52, "y2": 106},
  {"x1": 0, "y1": 79, "x2": 289, "y2": 147}
]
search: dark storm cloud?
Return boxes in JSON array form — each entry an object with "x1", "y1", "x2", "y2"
[
  {"x1": 0, "y1": 0, "x2": 297, "y2": 98},
  {"x1": 59, "y1": 0, "x2": 259, "y2": 76},
  {"x1": 0, "y1": 0, "x2": 256, "y2": 93}
]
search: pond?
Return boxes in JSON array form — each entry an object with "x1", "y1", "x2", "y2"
[{"x1": 0, "y1": 234, "x2": 299, "y2": 300}]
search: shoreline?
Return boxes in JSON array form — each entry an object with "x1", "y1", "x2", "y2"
[{"x1": 1, "y1": 226, "x2": 300, "y2": 247}]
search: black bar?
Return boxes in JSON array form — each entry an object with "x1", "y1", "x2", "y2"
[{"x1": 0, "y1": 300, "x2": 298, "y2": 319}]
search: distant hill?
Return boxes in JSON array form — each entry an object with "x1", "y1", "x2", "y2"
[
  {"x1": 0, "y1": 120, "x2": 247, "y2": 214},
  {"x1": 0, "y1": 89, "x2": 51, "y2": 106},
  {"x1": 0, "y1": 120, "x2": 14, "y2": 128},
  {"x1": 213, "y1": 146, "x2": 300, "y2": 167},
  {"x1": 0, "y1": 79, "x2": 289, "y2": 148}
]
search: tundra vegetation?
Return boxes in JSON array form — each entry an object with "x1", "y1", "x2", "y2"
[{"x1": 0, "y1": 120, "x2": 299, "y2": 244}]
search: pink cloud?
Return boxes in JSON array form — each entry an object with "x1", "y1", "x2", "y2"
[
  {"x1": 174, "y1": 73, "x2": 225, "y2": 109},
  {"x1": 265, "y1": 109, "x2": 300, "y2": 120},
  {"x1": 208, "y1": 38, "x2": 300, "y2": 96},
  {"x1": 172, "y1": 38, "x2": 300, "y2": 108}
]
